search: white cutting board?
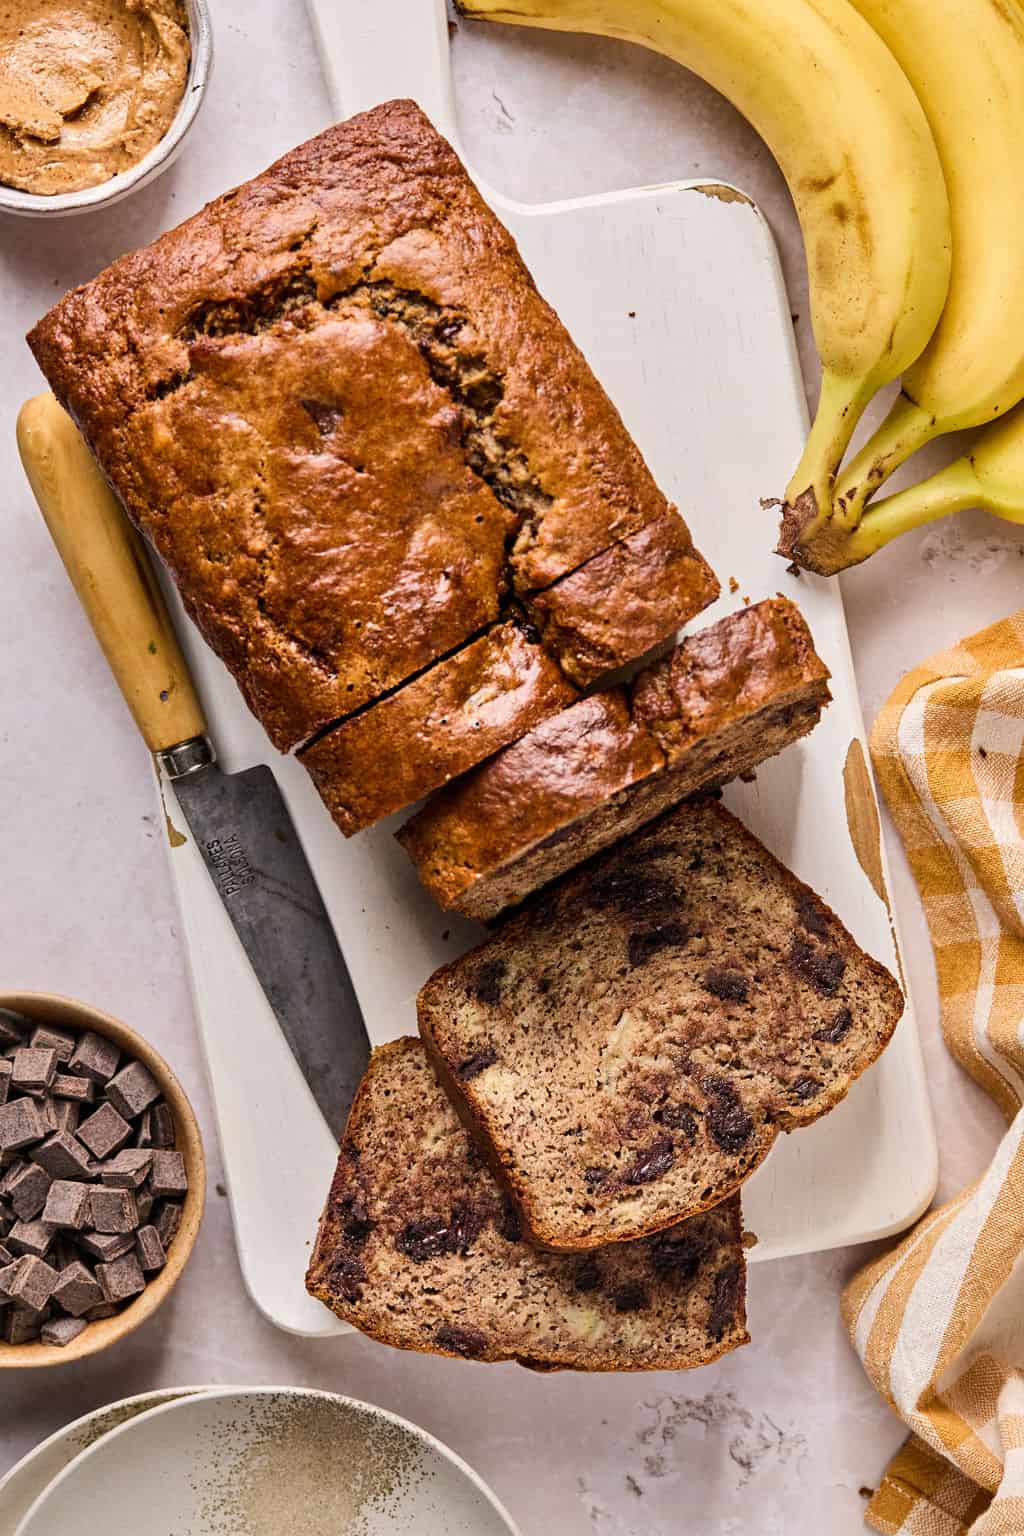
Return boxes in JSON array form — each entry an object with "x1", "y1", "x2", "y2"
[{"x1": 161, "y1": 0, "x2": 936, "y2": 1336}]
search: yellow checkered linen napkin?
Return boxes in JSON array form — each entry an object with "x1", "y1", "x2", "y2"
[{"x1": 842, "y1": 613, "x2": 1024, "y2": 1535}]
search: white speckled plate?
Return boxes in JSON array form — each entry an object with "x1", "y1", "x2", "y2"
[
  {"x1": 14, "y1": 1388, "x2": 520, "y2": 1536},
  {"x1": 0, "y1": 1389, "x2": 212, "y2": 1536}
]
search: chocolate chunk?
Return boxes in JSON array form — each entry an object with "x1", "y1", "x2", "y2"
[
  {"x1": 612, "y1": 1282, "x2": 648, "y2": 1313},
  {"x1": 701, "y1": 1076, "x2": 755, "y2": 1154},
  {"x1": 789, "y1": 936, "x2": 847, "y2": 997},
  {"x1": 149, "y1": 1150, "x2": 187, "y2": 1199},
  {"x1": 29, "y1": 1025, "x2": 76, "y2": 1065},
  {"x1": 96, "y1": 1251, "x2": 146, "y2": 1304},
  {"x1": 0, "y1": 1008, "x2": 29, "y2": 1047},
  {"x1": 0, "y1": 1059, "x2": 11, "y2": 1107},
  {"x1": 4, "y1": 1307, "x2": 46, "y2": 1344},
  {"x1": 435, "y1": 1324, "x2": 488, "y2": 1358},
  {"x1": 135, "y1": 1225, "x2": 167, "y2": 1273},
  {"x1": 326, "y1": 1250, "x2": 366, "y2": 1302},
  {"x1": 623, "y1": 1135, "x2": 676, "y2": 1186},
  {"x1": 52, "y1": 1261, "x2": 104, "y2": 1317},
  {"x1": 42, "y1": 1180, "x2": 91, "y2": 1230},
  {"x1": 31, "y1": 1130, "x2": 93, "y2": 1180},
  {"x1": 469, "y1": 959, "x2": 506, "y2": 1006},
  {"x1": 658, "y1": 1104, "x2": 698, "y2": 1139},
  {"x1": 49, "y1": 1100, "x2": 81, "y2": 1136},
  {"x1": 0, "y1": 1242, "x2": 13, "y2": 1269},
  {"x1": 573, "y1": 1256, "x2": 602, "y2": 1293},
  {"x1": 78, "y1": 1231, "x2": 136, "y2": 1263},
  {"x1": 0, "y1": 1097, "x2": 46, "y2": 1153},
  {"x1": 136, "y1": 1187, "x2": 154, "y2": 1226},
  {"x1": 583, "y1": 1166, "x2": 610, "y2": 1189},
  {"x1": 50, "y1": 1072, "x2": 95, "y2": 1104},
  {"x1": 77, "y1": 1103, "x2": 132, "y2": 1161},
  {"x1": 790, "y1": 1075, "x2": 822, "y2": 1101},
  {"x1": 795, "y1": 894, "x2": 830, "y2": 939},
  {"x1": 8, "y1": 1163, "x2": 51, "y2": 1222},
  {"x1": 154, "y1": 1201, "x2": 182, "y2": 1249},
  {"x1": 627, "y1": 921, "x2": 689, "y2": 968},
  {"x1": 649, "y1": 1230, "x2": 704, "y2": 1286},
  {"x1": 4, "y1": 1254, "x2": 58, "y2": 1309},
  {"x1": 68, "y1": 1030, "x2": 120, "y2": 1086},
  {"x1": 708, "y1": 1261, "x2": 743, "y2": 1340},
  {"x1": 100, "y1": 1150, "x2": 153, "y2": 1189},
  {"x1": 90, "y1": 1188, "x2": 139, "y2": 1235},
  {"x1": 457, "y1": 1047, "x2": 498, "y2": 1080},
  {"x1": 8, "y1": 1220, "x2": 57, "y2": 1258},
  {"x1": 703, "y1": 969, "x2": 749, "y2": 1003},
  {"x1": 41, "y1": 1315, "x2": 87, "y2": 1348},
  {"x1": 396, "y1": 1203, "x2": 485, "y2": 1262},
  {"x1": 84, "y1": 1302, "x2": 118, "y2": 1321},
  {"x1": 813, "y1": 1007, "x2": 853, "y2": 1044},
  {"x1": 105, "y1": 1061, "x2": 161, "y2": 1121}
]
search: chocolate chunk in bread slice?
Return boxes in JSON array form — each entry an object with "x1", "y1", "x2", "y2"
[
  {"x1": 418, "y1": 797, "x2": 902, "y2": 1249},
  {"x1": 28, "y1": 100, "x2": 714, "y2": 752},
  {"x1": 300, "y1": 619, "x2": 577, "y2": 835},
  {"x1": 306, "y1": 1038, "x2": 749, "y2": 1371},
  {"x1": 398, "y1": 597, "x2": 830, "y2": 920}
]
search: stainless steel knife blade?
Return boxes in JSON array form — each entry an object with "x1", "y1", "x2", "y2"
[{"x1": 169, "y1": 752, "x2": 371, "y2": 1138}]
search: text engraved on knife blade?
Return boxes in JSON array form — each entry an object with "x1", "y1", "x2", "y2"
[{"x1": 206, "y1": 833, "x2": 256, "y2": 898}]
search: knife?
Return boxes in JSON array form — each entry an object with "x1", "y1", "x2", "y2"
[{"x1": 17, "y1": 392, "x2": 371, "y2": 1138}]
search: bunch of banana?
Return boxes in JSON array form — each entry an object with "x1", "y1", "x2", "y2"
[{"x1": 460, "y1": 0, "x2": 1024, "y2": 575}]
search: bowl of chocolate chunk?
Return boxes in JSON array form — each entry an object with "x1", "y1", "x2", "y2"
[
  {"x1": 0, "y1": 991, "x2": 204, "y2": 1366},
  {"x1": 0, "y1": 0, "x2": 213, "y2": 217}
]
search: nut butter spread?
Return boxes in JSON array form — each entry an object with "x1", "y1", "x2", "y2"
[{"x1": 0, "y1": 0, "x2": 189, "y2": 195}]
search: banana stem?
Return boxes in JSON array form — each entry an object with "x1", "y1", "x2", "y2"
[
  {"x1": 840, "y1": 456, "x2": 983, "y2": 561},
  {"x1": 785, "y1": 369, "x2": 878, "y2": 532},
  {"x1": 833, "y1": 393, "x2": 937, "y2": 519}
]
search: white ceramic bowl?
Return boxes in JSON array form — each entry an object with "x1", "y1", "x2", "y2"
[
  {"x1": 0, "y1": 0, "x2": 213, "y2": 218},
  {"x1": 14, "y1": 1388, "x2": 521, "y2": 1536},
  {"x1": 0, "y1": 1389, "x2": 211, "y2": 1536}
]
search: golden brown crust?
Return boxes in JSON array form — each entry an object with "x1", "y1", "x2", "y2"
[
  {"x1": 631, "y1": 594, "x2": 830, "y2": 760},
  {"x1": 27, "y1": 101, "x2": 688, "y2": 751},
  {"x1": 300, "y1": 620, "x2": 577, "y2": 836},
  {"x1": 526, "y1": 510, "x2": 719, "y2": 687},
  {"x1": 398, "y1": 597, "x2": 831, "y2": 919}
]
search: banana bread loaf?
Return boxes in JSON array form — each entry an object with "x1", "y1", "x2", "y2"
[
  {"x1": 418, "y1": 797, "x2": 902, "y2": 1249},
  {"x1": 306, "y1": 1038, "x2": 749, "y2": 1371},
  {"x1": 301, "y1": 618, "x2": 577, "y2": 836},
  {"x1": 398, "y1": 597, "x2": 830, "y2": 918},
  {"x1": 27, "y1": 100, "x2": 715, "y2": 752}
]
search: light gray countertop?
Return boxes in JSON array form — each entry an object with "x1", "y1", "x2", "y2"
[{"x1": 0, "y1": 5, "x2": 1013, "y2": 1531}]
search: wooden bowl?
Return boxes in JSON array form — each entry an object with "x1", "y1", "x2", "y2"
[{"x1": 0, "y1": 992, "x2": 205, "y2": 1369}]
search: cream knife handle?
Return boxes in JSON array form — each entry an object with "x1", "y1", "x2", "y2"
[{"x1": 17, "y1": 393, "x2": 209, "y2": 755}]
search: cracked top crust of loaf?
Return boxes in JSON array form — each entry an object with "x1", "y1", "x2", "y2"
[
  {"x1": 306, "y1": 1039, "x2": 749, "y2": 1372},
  {"x1": 418, "y1": 797, "x2": 903, "y2": 1249},
  {"x1": 27, "y1": 99, "x2": 709, "y2": 752},
  {"x1": 397, "y1": 597, "x2": 831, "y2": 919}
]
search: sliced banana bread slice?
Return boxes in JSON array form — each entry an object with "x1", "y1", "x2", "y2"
[
  {"x1": 300, "y1": 618, "x2": 577, "y2": 836},
  {"x1": 306, "y1": 1039, "x2": 748, "y2": 1371},
  {"x1": 418, "y1": 797, "x2": 902, "y2": 1249},
  {"x1": 398, "y1": 597, "x2": 830, "y2": 919}
]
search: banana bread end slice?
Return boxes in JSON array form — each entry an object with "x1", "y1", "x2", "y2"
[
  {"x1": 398, "y1": 597, "x2": 830, "y2": 919},
  {"x1": 306, "y1": 1038, "x2": 749, "y2": 1371}
]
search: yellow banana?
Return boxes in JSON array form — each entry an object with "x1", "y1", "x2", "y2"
[
  {"x1": 831, "y1": 404, "x2": 1024, "y2": 569},
  {"x1": 826, "y1": 0, "x2": 1024, "y2": 536},
  {"x1": 460, "y1": 0, "x2": 951, "y2": 545}
]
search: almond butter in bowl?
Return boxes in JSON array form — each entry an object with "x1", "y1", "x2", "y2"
[
  {"x1": 0, "y1": 991, "x2": 205, "y2": 1367},
  {"x1": 0, "y1": 0, "x2": 211, "y2": 216}
]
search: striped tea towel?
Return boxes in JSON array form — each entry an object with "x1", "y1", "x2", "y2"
[{"x1": 842, "y1": 612, "x2": 1024, "y2": 1535}]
